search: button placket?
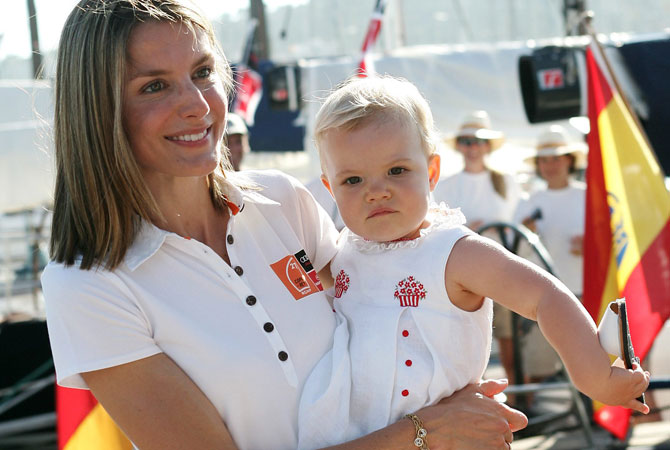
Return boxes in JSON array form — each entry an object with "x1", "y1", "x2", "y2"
[
  {"x1": 221, "y1": 209, "x2": 297, "y2": 386},
  {"x1": 400, "y1": 327, "x2": 413, "y2": 399},
  {"x1": 226, "y1": 281, "x2": 298, "y2": 386}
]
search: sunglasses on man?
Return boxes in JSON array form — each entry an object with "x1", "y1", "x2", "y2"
[{"x1": 456, "y1": 136, "x2": 487, "y2": 146}]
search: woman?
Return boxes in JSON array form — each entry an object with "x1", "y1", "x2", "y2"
[
  {"x1": 433, "y1": 111, "x2": 521, "y2": 230},
  {"x1": 515, "y1": 125, "x2": 587, "y2": 297},
  {"x1": 43, "y1": 1, "x2": 526, "y2": 449},
  {"x1": 433, "y1": 111, "x2": 522, "y2": 389}
]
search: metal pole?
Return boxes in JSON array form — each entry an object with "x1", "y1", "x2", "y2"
[
  {"x1": 26, "y1": 0, "x2": 43, "y2": 79},
  {"x1": 249, "y1": 0, "x2": 270, "y2": 60}
]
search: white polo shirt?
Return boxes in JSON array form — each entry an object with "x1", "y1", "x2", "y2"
[{"x1": 42, "y1": 170, "x2": 339, "y2": 450}]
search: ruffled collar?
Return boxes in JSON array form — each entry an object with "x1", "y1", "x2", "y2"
[{"x1": 345, "y1": 203, "x2": 466, "y2": 253}]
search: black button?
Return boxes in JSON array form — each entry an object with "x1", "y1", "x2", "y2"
[
  {"x1": 263, "y1": 322, "x2": 274, "y2": 333},
  {"x1": 246, "y1": 295, "x2": 256, "y2": 306},
  {"x1": 278, "y1": 351, "x2": 288, "y2": 361},
  {"x1": 234, "y1": 266, "x2": 244, "y2": 276},
  {"x1": 227, "y1": 235, "x2": 234, "y2": 244}
]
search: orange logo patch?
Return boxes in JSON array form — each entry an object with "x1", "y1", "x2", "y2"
[{"x1": 271, "y1": 255, "x2": 320, "y2": 300}]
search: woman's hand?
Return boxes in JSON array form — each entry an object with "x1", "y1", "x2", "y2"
[
  {"x1": 417, "y1": 379, "x2": 528, "y2": 450},
  {"x1": 521, "y1": 217, "x2": 537, "y2": 233}
]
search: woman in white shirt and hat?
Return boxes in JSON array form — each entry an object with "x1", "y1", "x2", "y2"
[
  {"x1": 515, "y1": 124, "x2": 587, "y2": 298},
  {"x1": 433, "y1": 110, "x2": 521, "y2": 230}
]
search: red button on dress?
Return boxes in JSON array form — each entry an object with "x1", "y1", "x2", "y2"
[
  {"x1": 402, "y1": 330, "x2": 409, "y2": 337},
  {"x1": 405, "y1": 360, "x2": 412, "y2": 367},
  {"x1": 401, "y1": 389, "x2": 409, "y2": 397}
]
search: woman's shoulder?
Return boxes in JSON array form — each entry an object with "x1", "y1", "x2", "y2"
[
  {"x1": 42, "y1": 259, "x2": 116, "y2": 290},
  {"x1": 41, "y1": 260, "x2": 127, "y2": 311}
]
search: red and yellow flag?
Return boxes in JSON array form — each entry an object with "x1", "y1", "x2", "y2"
[
  {"x1": 584, "y1": 39, "x2": 670, "y2": 439},
  {"x1": 57, "y1": 386, "x2": 132, "y2": 450}
]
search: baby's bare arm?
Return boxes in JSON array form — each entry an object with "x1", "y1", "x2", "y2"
[{"x1": 445, "y1": 235, "x2": 649, "y2": 411}]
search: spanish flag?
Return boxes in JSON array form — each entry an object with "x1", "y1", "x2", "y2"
[
  {"x1": 57, "y1": 386, "x2": 131, "y2": 449},
  {"x1": 583, "y1": 39, "x2": 670, "y2": 439}
]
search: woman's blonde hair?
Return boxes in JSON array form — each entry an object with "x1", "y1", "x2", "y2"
[
  {"x1": 314, "y1": 75, "x2": 439, "y2": 160},
  {"x1": 51, "y1": 0, "x2": 234, "y2": 270}
]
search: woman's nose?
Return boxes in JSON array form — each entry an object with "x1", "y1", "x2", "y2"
[{"x1": 177, "y1": 82, "x2": 210, "y2": 119}]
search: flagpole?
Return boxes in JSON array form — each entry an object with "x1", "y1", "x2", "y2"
[{"x1": 581, "y1": 13, "x2": 658, "y2": 159}]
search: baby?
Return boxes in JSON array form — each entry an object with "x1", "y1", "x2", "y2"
[{"x1": 298, "y1": 75, "x2": 649, "y2": 449}]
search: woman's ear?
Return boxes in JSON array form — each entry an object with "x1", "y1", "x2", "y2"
[
  {"x1": 321, "y1": 174, "x2": 334, "y2": 197},
  {"x1": 428, "y1": 154, "x2": 441, "y2": 191}
]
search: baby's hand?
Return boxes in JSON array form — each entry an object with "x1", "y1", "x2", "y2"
[{"x1": 606, "y1": 361, "x2": 650, "y2": 414}]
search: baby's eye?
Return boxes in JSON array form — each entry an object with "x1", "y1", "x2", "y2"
[
  {"x1": 143, "y1": 80, "x2": 165, "y2": 93},
  {"x1": 344, "y1": 176, "x2": 362, "y2": 185},
  {"x1": 389, "y1": 167, "x2": 406, "y2": 175},
  {"x1": 195, "y1": 66, "x2": 213, "y2": 79}
]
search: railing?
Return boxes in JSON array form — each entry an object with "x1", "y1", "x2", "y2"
[{"x1": 0, "y1": 207, "x2": 51, "y2": 316}]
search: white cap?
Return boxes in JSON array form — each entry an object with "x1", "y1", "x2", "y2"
[{"x1": 226, "y1": 113, "x2": 248, "y2": 136}]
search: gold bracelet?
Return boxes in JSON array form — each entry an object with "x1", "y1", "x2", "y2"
[{"x1": 405, "y1": 413, "x2": 429, "y2": 449}]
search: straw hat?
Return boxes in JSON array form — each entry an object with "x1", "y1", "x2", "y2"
[
  {"x1": 525, "y1": 125, "x2": 587, "y2": 169},
  {"x1": 445, "y1": 110, "x2": 505, "y2": 151}
]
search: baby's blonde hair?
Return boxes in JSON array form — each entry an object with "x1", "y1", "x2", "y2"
[{"x1": 314, "y1": 76, "x2": 438, "y2": 161}]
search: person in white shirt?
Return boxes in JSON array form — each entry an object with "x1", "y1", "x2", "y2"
[
  {"x1": 516, "y1": 125, "x2": 587, "y2": 297},
  {"x1": 298, "y1": 75, "x2": 649, "y2": 450},
  {"x1": 433, "y1": 111, "x2": 521, "y2": 230},
  {"x1": 42, "y1": 2, "x2": 530, "y2": 449},
  {"x1": 432, "y1": 111, "x2": 522, "y2": 388}
]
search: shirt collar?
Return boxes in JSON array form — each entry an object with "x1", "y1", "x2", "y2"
[{"x1": 124, "y1": 178, "x2": 280, "y2": 271}]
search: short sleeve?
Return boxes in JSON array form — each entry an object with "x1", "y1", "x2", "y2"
[
  {"x1": 42, "y1": 262, "x2": 162, "y2": 389},
  {"x1": 246, "y1": 170, "x2": 338, "y2": 272},
  {"x1": 292, "y1": 177, "x2": 339, "y2": 272}
]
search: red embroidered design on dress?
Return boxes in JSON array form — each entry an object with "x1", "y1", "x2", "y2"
[
  {"x1": 394, "y1": 276, "x2": 426, "y2": 307},
  {"x1": 334, "y1": 270, "x2": 350, "y2": 298}
]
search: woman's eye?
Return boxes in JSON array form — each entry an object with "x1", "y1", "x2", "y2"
[
  {"x1": 344, "y1": 176, "x2": 362, "y2": 185},
  {"x1": 389, "y1": 167, "x2": 406, "y2": 175},
  {"x1": 195, "y1": 67, "x2": 213, "y2": 78},
  {"x1": 143, "y1": 81, "x2": 164, "y2": 93}
]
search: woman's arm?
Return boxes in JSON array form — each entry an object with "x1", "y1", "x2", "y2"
[
  {"x1": 324, "y1": 379, "x2": 526, "y2": 450},
  {"x1": 82, "y1": 353, "x2": 237, "y2": 450},
  {"x1": 446, "y1": 235, "x2": 649, "y2": 412},
  {"x1": 85, "y1": 356, "x2": 525, "y2": 450}
]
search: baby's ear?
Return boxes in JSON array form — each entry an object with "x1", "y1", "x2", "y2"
[
  {"x1": 428, "y1": 154, "x2": 441, "y2": 190},
  {"x1": 321, "y1": 174, "x2": 334, "y2": 197}
]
